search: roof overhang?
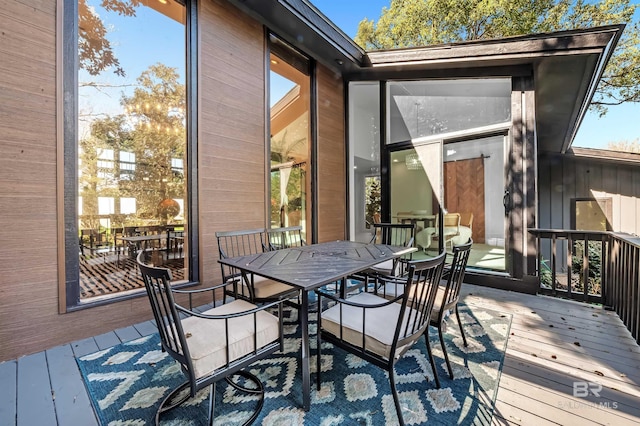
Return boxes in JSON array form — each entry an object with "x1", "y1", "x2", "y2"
[
  {"x1": 358, "y1": 26, "x2": 624, "y2": 153},
  {"x1": 226, "y1": 0, "x2": 623, "y2": 154},
  {"x1": 225, "y1": 0, "x2": 366, "y2": 73}
]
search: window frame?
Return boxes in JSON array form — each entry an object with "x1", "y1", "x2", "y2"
[{"x1": 61, "y1": 0, "x2": 199, "y2": 312}]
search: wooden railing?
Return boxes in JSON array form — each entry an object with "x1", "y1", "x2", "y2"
[{"x1": 529, "y1": 229, "x2": 640, "y2": 344}]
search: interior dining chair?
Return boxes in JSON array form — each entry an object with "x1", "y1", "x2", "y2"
[
  {"x1": 315, "y1": 252, "x2": 446, "y2": 426},
  {"x1": 137, "y1": 250, "x2": 284, "y2": 426},
  {"x1": 430, "y1": 239, "x2": 472, "y2": 382},
  {"x1": 216, "y1": 228, "x2": 299, "y2": 304}
]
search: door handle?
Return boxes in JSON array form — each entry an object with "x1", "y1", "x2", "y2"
[{"x1": 503, "y1": 189, "x2": 510, "y2": 214}]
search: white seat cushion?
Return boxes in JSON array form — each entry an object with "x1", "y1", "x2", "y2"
[
  {"x1": 177, "y1": 299, "x2": 280, "y2": 379},
  {"x1": 250, "y1": 275, "x2": 298, "y2": 299},
  {"x1": 321, "y1": 292, "x2": 422, "y2": 360}
]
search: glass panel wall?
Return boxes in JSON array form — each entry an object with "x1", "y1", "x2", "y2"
[
  {"x1": 384, "y1": 79, "x2": 510, "y2": 272},
  {"x1": 76, "y1": 0, "x2": 187, "y2": 300},
  {"x1": 269, "y1": 35, "x2": 311, "y2": 240},
  {"x1": 387, "y1": 79, "x2": 511, "y2": 144},
  {"x1": 348, "y1": 82, "x2": 381, "y2": 243}
]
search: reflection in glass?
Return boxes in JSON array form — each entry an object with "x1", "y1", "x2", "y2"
[
  {"x1": 387, "y1": 79, "x2": 511, "y2": 144},
  {"x1": 77, "y1": 0, "x2": 187, "y2": 300},
  {"x1": 269, "y1": 36, "x2": 310, "y2": 239},
  {"x1": 348, "y1": 82, "x2": 381, "y2": 242}
]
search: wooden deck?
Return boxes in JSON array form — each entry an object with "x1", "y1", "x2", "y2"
[{"x1": 1, "y1": 284, "x2": 639, "y2": 425}]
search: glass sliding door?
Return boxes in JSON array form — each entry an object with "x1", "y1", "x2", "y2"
[
  {"x1": 442, "y1": 136, "x2": 507, "y2": 271},
  {"x1": 269, "y1": 35, "x2": 311, "y2": 240},
  {"x1": 385, "y1": 78, "x2": 510, "y2": 271},
  {"x1": 389, "y1": 143, "x2": 442, "y2": 257}
]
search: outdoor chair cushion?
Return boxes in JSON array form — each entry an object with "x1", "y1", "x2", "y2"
[
  {"x1": 321, "y1": 292, "x2": 421, "y2": 360},
  {"x1": 249, "y1": 275, "x2": 298, "y2": 299},
  {"x1": 176, "y1": 299, "x2": 280, "y2": 379}
]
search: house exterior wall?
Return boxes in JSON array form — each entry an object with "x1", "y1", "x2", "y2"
[
  {"x1": 0, "y1": 0, "x2": 347, "y2": 362},
  {"x1": 539, "y1": 154, "x2": 640, "y2": 234}
]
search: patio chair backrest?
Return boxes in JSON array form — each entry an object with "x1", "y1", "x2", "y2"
[
  {"x1": 398, "y1": 252, "x2": 447, "y2": 345},
  {"x1": 136, "y1": 251, "x2": 193, "y2": 382},
  {"x1": 266, "y1": 226, "x2": 305, "y2": 250},
  {"x1": 370, "y1": 222, "x2": 415, "y2": 247},
  {"x1": 216, "y1": 228, "x2": 268, "y2": 283},
  {"x1": 441, "y1": 239, "x2": 472, "y2": 311}
]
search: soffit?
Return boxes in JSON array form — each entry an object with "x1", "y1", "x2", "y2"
[{"x1": 225, "y1": 0, "x2": 623, "y2": 153}]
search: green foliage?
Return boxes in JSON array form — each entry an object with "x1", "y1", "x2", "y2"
[
  {"x1": 365, "y1": 177, "x2": 381, "y2": 228},
  {"x1": 79, "y1": 63, "x2": 186, "y2": 226},
  {"x1": 571, "y1": 240, "x2": 603, "y2": 294},
  {"x1": 79, "y1": 0, "x2": 141, "y2": 76},
  {"x1": 355, "y1": 0, "x2": 640, "y2": 116}
]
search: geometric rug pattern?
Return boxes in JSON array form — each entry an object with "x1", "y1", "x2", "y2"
[{"x1": 77, "y1": 303, "x2": 511, "y2": 425}]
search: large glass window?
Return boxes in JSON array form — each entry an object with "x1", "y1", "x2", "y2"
[
  {"x1": 269, "y1": 35, "x2": 311, "y2": 239},
  {"x1": 69, "y1": 0, "x2": 189, "y2": 303},
  {"x1": 387, "y1": 79, "x2": 511, "y2": 144},
  {"x1": 348, "y1": 82, "x2": 381, "y2": 243}
]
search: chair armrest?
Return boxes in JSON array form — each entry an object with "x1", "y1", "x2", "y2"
[
  {"x1": 172, "y1": 281, "x2": 240, "y2": 310},
  {"x1": 315, "y1": 288, "x2": 403, "y2": 308},
  {"x1": 174, "y1": 297, "x2": 284, "y2": 320}
]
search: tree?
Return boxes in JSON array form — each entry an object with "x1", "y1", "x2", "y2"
[
  {"x1": 79, "y1": 0, "x2": 141, "y2": 76},
  {"x1": 79, "y1": 63, "x2": 186, "y2": 227},
  {"x1": 607, "y1": 138, "x2": 640, "y2": 152},
  {"x1": 355, "y1": 0, "x2": 640, "y2": 116}
]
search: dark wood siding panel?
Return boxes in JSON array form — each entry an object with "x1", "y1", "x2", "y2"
[
  {"x1": 539, "y1": 155, "x2": 640, "y2": 236},
  {"x1": 199, "y1": 0, "x2": 265, "y2": 285},
  {"x1": 316, "y1": 64, "x2": 345, "y2": 242}
]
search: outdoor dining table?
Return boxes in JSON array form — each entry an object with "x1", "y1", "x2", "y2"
[{"x1": 217, "y1": 239, "x2": 416, "y2": 410}]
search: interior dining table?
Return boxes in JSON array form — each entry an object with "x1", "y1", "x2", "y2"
[{"x1": 217, "y1": 239, "x2": 416, "y2": 411}]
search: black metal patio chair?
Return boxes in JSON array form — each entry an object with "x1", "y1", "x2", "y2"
[
  {"x1": 379, "y1": 239, "x2": 472, "y2": 387},
  {"x1": 216, "y1": 228, "x2": 299, "y2": 304},
  {"x1": 137, "y1": 251, "x2": 284, "y2": 425},
  {"x1": 315, "y1": 252, "x2": 446, "y2": 426}
]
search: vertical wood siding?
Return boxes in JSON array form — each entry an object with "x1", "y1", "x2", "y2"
[
  {"x1": 538, "y1": 154, "x2": 640, "y2": 235},
  {"x1": 198, "y1": 0, "x2": 265, "y2": 286},
  {"x1": 316, "y1": 64, "x2": 346, "y2": 242}
]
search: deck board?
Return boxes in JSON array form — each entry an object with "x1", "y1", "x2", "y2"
[
  {"x1": 113, "y1": 325, "x2": 142, "y2": 343},
  {"x1": 462, "y1": 285, "x2": 640, "y2": 425},
  {"x1": 93, "y1": 332, "x2": 121, "y2": 350},
  {"x1": 46, "y1": 344, "x2": 98, "y2": 426},
  {"x1": 17, "y1": 352, "x2": 56, "y2": 426},
  {"x1": 0, "y1": 360, "x2": 17, "y2": 425},
  {"x1": 70, "y1": 337, "x2": 99, "y2": 358},
  {"x1": 4, "y1": 283, "x2": 640, "y2": 425}
]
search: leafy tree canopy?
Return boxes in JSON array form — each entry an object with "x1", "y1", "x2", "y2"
[
  {"x1": 79, "y1": 0, "x2": 141, "y2": 76},
  {"x1": 355, "y1": 0, "x2": 640, "y2": 116}
]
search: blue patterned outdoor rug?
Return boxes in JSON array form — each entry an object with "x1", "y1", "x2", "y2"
[{"x1": 77, "y1": 303, "x2": 511, "y2": 425}]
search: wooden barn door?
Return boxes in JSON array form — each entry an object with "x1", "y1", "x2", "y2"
[{"x1": 444, "y1": 157, "x2": 485, "y2": 243}]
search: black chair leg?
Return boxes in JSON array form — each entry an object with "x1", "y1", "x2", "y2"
[
  {"x1": 316, "y1": 331, "x2": 322, "y2": 391},
  {"x1": 438, "y1": 323, "x2": 454, "y2": 379},
  {"x1": 389, "y1": 369, "x2": 405, "y2": 426},
  {"x1": 455, "y1": 305, "x2": 468, "y2": 347},
  {"x1": 424, "y1": 332, "x2": 441, "y2": 388},
  {"x1": 207, "y1": 383, "x2": 216, "y2": 426}
]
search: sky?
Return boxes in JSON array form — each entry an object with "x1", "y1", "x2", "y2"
[{"x1": 310, "y1": 0, "x2": 640, "y2": 149}]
